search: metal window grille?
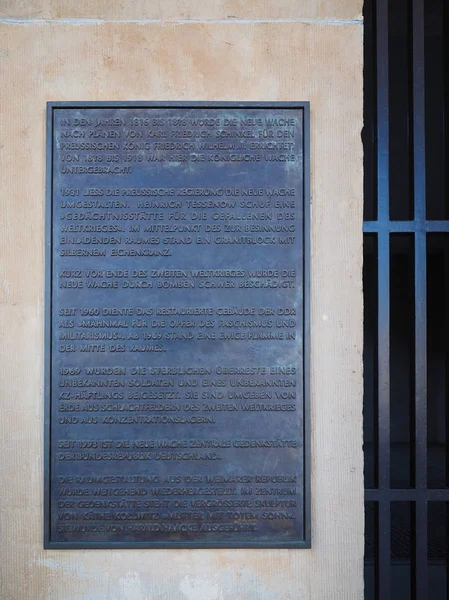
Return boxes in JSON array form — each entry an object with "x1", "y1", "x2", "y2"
[{"x1": 364, "y1": 0, "x2": 449, "y2": 597}]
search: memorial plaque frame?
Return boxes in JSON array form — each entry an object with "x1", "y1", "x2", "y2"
[{"x1": 44, "y1": 101, "x2": 310, "y2": 549}]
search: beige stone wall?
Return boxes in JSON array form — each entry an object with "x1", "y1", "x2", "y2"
[{"x1": 0, "y1": 2, "x2": 364, "y2": 599}]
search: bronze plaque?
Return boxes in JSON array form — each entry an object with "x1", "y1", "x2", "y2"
[{"x1": 45, "y1": 102, "x2": 310, "y2": 548}]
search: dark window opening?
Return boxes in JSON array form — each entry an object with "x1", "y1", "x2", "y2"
[{"x1": 364, "y1": 0, "x2": 449, "y2": 597}]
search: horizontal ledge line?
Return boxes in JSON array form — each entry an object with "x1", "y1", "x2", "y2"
[
  {"x1": 44, "y1": 541, "x2": 310, "y2": 549},
  {"x1": 0, "y1": 17, "x2": 363, "y2": 26},
  {"x1": 366, "y1": 489, "x2": 449, "y2": 501},
  {"x1": 364, "y1": 221, "x2": 449, "y2": 233}
]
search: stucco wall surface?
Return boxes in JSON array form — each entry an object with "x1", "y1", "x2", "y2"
[{"x1": 0, "y1": 2, "x2": 364, "y2": 599}]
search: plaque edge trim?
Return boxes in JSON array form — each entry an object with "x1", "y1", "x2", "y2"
[
  {"x1": 44, "y1": 102, "x2": 54, "y2": 550},
  {"x1": 46, "y1": 101, "x2": 310, "y2": 109},
  {"x1": 303, "y1": 102, "x2": 311, "y2": 550}
]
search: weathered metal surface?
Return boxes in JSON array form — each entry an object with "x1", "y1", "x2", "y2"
[{"x1": 45, "y1": 102, "x2": 310, "y2": 549}]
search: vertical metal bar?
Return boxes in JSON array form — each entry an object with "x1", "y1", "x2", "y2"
[
  {"x1": 372, "y1": 501, "x2": 380, "y2": 600},
  {"x1": 445, "y1": 0, "x2": 449, "y2": 219},
  {"x1": 414, "y1": 231, "x2": 427, "y2": 492},
  {"x1": 363, "y1": 0, "x2": 376, "y2": 222},
  {"x1": 445, "y1": 241, "x2": 449, "y2": 487},
  {"x1": 376, "y1": 1, "x2": 391, "y2": 596},
  {"x1": 378, "y1": 230, "x2": 390, "y2": 494},
  {"x1": 413, "y1": 0, "x2": 426, "y2": 226},
  {"x1": 376, "y1": 0, "x2": 390, "y2": 484},
  {"x1": 377, "y1": 500, "x2": 391, "y2": 599},
  {"x1": 412, "y1": 0, "x2": 428, "y2": 596},
  {"x1": 377, "y1": 230, "x2": 390, "y2": 600},
  {"x1": 377, "y1": 0, "x2": 389, "y2": 224},
  {"x1": 413, "y1": 500, "x2": 428, "y2": 600},
  {"x1": 446, "y1": 502, "x2": 449, "y2": 599}
]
